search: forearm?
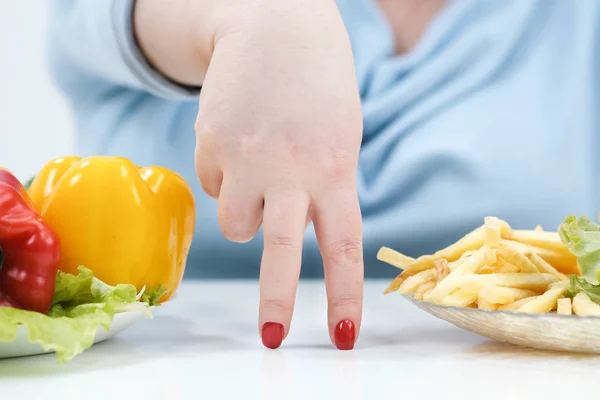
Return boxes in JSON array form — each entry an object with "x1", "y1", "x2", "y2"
[
  {"x1": 47, "y1": 0, "x2": 348, "y2": 105},
  {"x1": 46, "y1": 0, "x2": 202, "y2": 100},
  {"x1": 133, "y1": 0, "x2": 218, "y2": 87}
]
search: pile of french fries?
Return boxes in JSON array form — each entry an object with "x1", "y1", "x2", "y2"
[{"x1": 379, "y1": 217, "x2": 600, "y2": 316}]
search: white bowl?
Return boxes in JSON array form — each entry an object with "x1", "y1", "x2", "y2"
[{"x1": 0, "y1": 307, "x2": 154, "y2": 360}]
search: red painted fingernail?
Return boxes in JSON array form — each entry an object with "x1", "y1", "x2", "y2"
[
  {"x1": 261, "y1": 322, "x2": 284, "y2": 349},
  {"x1": 334, "y1": 319, "x2": 356, "y2": 350}
]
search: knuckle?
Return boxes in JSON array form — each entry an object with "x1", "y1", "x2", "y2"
[
  {"x1": 194, "y1": 122, "x2": 222, "y2": 154},
  {"x1": 262, "y1": 298, "x2": 294, "y2": 314},
  {"x1": 329, "y1": 294, "x2": 362, "y2": 310},
  {"x1": 319, "y1": 146, "x2": 356, "y2": 183},
  {"x1": 329, "y1": 146, "x2": 352, "y2": 168},
  {"x1": 326, "y1": 238, "x2": 363, "y2": 265},
  {"x1": 281, "y1": 134, "x2": 300, "y2": 164},
  {"x1": 195, "y1": 136, "x2": 218, "y2": 158},
  {"x1": 194, "y1": 115, "x2": 218, "y2": 136},
  {"x1": 267, "y1": 234, "x2": 300, "y2": 250}
]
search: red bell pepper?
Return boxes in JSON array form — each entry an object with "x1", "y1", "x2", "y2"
[{"x1": 0, "y1": 169, "x2": 60, "y2": 314}]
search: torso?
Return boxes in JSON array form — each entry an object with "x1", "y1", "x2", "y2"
[{"x1": 72, "y1": 0, "x2": 600, "y2": 278}]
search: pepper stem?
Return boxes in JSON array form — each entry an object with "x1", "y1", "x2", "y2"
[{"x1": 23, "y1": 176, "x2": 35, "y2": 190}]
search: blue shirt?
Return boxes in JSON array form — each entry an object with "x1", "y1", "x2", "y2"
[{"x1": 46, "y1": 0, "x2": 600, "y2": 278}]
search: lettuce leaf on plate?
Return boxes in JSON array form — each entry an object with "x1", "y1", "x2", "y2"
[
  {"x1": 140, "y1": 284, "x2": 169, "y2": 306},
  {"x1": 0, "y1": 266, "x2": 155, "y2": 363},
  {"x1": 566, "y1": 274, "x2": 600, "y2": 305},
  {"x1": 558, "y1": 215, "x2": 600, "y2": 306},
  {"x1": 558, "y1": 215, "x2": 600, "y2": 284}
]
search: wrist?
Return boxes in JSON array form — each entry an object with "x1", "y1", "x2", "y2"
[{"x1": 132, "y1": 0, "x2": 345, "y2": 87}]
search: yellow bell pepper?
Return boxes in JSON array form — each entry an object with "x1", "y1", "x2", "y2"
[{"x1": 28, "y1": 156, "x2": 196, "y2": 302}]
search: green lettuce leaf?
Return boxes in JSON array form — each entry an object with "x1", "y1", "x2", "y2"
[
  {"x1": 0, "y1": 266, "x2": 152, "y2": 363},
  {"x1": 565, "y1": 274, "x2": 600, "y2": 305},
  {"x1": 558, "y1": 215, "x2": 600, "y2": 283},
  {"x1": 140, "y1": 284, "x2": 169, "y2": 307},
  {"x1": 50, "y1": 266, "x2": 139, "y2": 311}
]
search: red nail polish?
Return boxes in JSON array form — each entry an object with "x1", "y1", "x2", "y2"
[
  {"x1": 262, "y1": 322, "x2": 284, "y2": 349},
  {"x1": 334, "y1": 319, "x2": 356, "y2": 350}
]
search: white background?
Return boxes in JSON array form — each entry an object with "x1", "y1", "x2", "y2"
[{"x1": 0, "y1": 1, "x2": 74, "y2": 181}]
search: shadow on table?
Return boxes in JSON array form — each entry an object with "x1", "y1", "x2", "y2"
[
  {"x1": 361, "y1": 325, "x2": 480, "y2": 349},
  {"x1": 0, "y1": 315, "x2": 243, "y2": 378},
  {"x1": 0, "y1": 337, "x2": 156, "y2": 378},
  {"x1": 371, "y1": 325, "x2": 600, "y2": 362},
  {"x1": 466, "y1": 340, "x2": 600, "y2": 360},
  {"x1": 278, "y1": 323, "x2": 478, "y2": 356}
]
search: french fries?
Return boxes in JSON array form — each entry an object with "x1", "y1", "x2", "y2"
[
  {"x1": 497, "y1": 296, "x2": 536, "y2": 311},
  {"x1": 379, "y1": 217, "x2": 597, "y2": 317},
  {"x1": 496, "y1": 245, "x2": 539, "y2": 273},
  {"x1": 398, "y1": 269, "x2": 436, "y2": 295},
  {"x1": 376, "y1": 247, "x2": 415, "y2": 270},
  {"x1": 527, "y1": 253, "x2": 568, "y2": 281},
  {"x1": 572, "y1": 293, "x2": 600, "y2": 316},
  {"x1": 457, "y1": 273, "x2": 558, "y2": 293},
  {"x1": 516, "y1": 286, "x2": 566, "y2": 314},
  {"x1": 442, "y1": 290, "x2": 478, "y2": 308},
  {"x1": 557, "y1": 298, "x2": 572, "y2": 315},
  {"x1": 478, "y1": 286, "x2": 538, "y2": 305},
  {"x1": 382, "y1": 227, "x2": 487, "y2": 293},
  {"x1": 428, "y1": 248, "x2": 496, "y2": 303},
  {"x1": 413, "y1": 281, "x2": 435, "y2": 301}
]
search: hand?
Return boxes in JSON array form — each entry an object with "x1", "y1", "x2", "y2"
[
  {"x1": 194, "y1": 1, "x2": 364, "y2": 350},
  {"x1": 135, "y1": 0, "x2": 364, "y2": 350}
]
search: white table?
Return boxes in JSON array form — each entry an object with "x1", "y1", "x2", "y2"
[{"x1": 1, "y1": 280, "x2": 599, "y2": 399}]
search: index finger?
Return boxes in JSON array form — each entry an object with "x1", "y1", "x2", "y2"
[
  {"x1": 313, "y1": 190, "x2": 364, "y2": 350},
  {"x1": 258, "y1": 189, "x2": 309, "y2": 349}
]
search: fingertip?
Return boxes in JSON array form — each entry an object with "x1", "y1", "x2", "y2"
[
  {"x1": 261, "y1": 322, "x2": 285, "y2": 349},
  {"x1": 333, "y1": 319, "x2": 357, "y2": 350},
  {"x1": 326, "y1": 293, "x2": 363, "y2": 350},
  {"x1": 328, "y1": 304, "x2": 362, "y2": 350}
]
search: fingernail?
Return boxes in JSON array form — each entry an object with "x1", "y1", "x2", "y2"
[
  {"x1": 261, "y1": 322, "x2": 285, "y2": 349},
  {"x1": 334, "y1": 319, "x2": 356, "y2": 350}
]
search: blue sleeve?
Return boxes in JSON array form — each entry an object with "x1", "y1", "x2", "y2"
[{"x1": 46, "y1": 0, "x2": 201, "y2": 102}]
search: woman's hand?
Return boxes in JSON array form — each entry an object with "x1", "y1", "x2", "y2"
[{"x1": 135, "y1": 0, "x2": 364, "y2": 350}]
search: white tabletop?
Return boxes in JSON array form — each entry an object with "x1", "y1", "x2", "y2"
[{"x1": 1, "y1": 280, "x2": 599, "y2": 399}]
